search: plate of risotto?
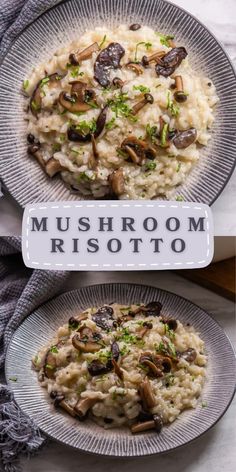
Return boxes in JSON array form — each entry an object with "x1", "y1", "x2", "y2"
[
  {"x1": 0, "y1": 0, "x2": 236, "y2": 205},
  {"x1": 6, "y1": 284, "x2": 236, "y2": 456}
]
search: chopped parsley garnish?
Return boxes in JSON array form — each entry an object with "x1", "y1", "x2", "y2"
[
  {"x1": 176, "y1": 195, "x2": 184, "y2": 201},
  {"x1": 52, "y1": 143, "x2": 61, "y2": 153},
  {"x1": 9, "y1": 376, "x2": 17, "y2": 382},
  {"x1": 68, "y1": 64, "x2": 84, "y2": 78},
  {"x1": 50, "y1": 345, "x2": 58, "y2": 353},
  {"x1": 116, "y1": 148, "x2": 128, "y2": 158},
  {"x1": 108, "y1": 93, "x2": 137, "y2": 122},
  {"x1": 146, "y1": 123, "x2": 158, "y2": 143},
  {"x1": 105, "y1": 117, "x2": 116, "y2": 130},
  {"x1": 77, "y1": 172, "x2": 93, "y2": 183},
  {"x1": 120, "y1": 345, "x2": 131, "y2": 356},
  {"x1": 176, "y1": 162, "x2": 181, "y2": 172},
  {"x1": 201, "y1": 401, "x2": 208, "y2": 408},
  {"x1": 31, "y1": 100, "x2": 40, "y2": 112},
  {"x1": 134, "y1": 41, "x2": 152, "y2": 62},
  {"x1": 164, "y1": 324, "x2": 175, "y2": 339},
  {"x1": 71, "y1": 147, "x2": 82, "y2": 155},
  {"x1": 45, "y1": 364, "x2": 54, "y2": 370},
  {"x1": 133, "y1": 85, "x2": 150, "y2": 93},
  {"x1": 59, "y1": 134, "x2": 66, "y2": 142},
  {"x1": 156, "y1": 340, "x2": 176, "y2": 357},
  {"x1": 77, "y1": 384, "x2": 86, "y2": 395},
  {"x1": 158, "y1": 33, "x2": 175, "y2": 48},
  {"x1": 99, "y1": 35, "x2": 107, "y2": 49},
  {"x1": 40, "y1": 77, "x2": 50, "y2": 88},
  {"x1": 160, "y1": 123, "x2": 169, "y2": 147},
  {"x1": 167, "y1": 91, "x2": 180, "y2": 117},
  {"x1": 145, "y1": 161, "x2": 156, "y2": 171},
  {"x1": 76, "y1": 119, "x2": 97, "y2": 135},
  {"x1": 164, "y1": 373, "x2": 175, "y2": 387},
  {"x1": 23, "y1": 79, "x2": 29, "y2": 91}
]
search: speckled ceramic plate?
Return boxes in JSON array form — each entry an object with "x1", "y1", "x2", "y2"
[
  {"x1": 5, "y1": 283, "x2": 236, "y2": 456},
  {"x1": 0, "y1": 0, "x2": 236, "y2": 206}
]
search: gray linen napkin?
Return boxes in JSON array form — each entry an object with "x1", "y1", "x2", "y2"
[{"x1": 0, "y1": 236, "x2": 69, "y2": 471}]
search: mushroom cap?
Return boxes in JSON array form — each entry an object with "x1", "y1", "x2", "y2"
[{"x1": 94, "y1": 42, "x2": 125, "y2": 87}]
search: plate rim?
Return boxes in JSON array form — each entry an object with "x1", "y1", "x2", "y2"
[
  {"x1": 0, "y1": 0, "x2": 236, "y2": 207},
  {"x1": 5, "y1": 282, "x2": 236, "y2": 457}
]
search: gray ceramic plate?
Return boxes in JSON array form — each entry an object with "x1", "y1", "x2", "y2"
[
  {"x1": 5, "y1": 283, "x2": 236, "y2": 456},
  {"x1": 0, "y1": 0, "x2": 236, "y2": 206}
]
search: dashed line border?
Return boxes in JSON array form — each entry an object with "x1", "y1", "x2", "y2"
[{"x1": 23, "y1": 202, "x2": 212, "y2": 270}]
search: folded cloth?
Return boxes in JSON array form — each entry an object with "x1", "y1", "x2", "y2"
[{"x1": 0, "y1": 237, "x2": 69, "y2": 471}]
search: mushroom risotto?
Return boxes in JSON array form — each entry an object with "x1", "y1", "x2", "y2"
[
  {"x1": 24, "y1": 24, "x2": 218, "y2": 200},
  {"x1": 33, "y1": 302, "x2": 207, "y2": 433}
]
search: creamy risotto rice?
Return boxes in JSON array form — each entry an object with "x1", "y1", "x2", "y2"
[
  {"x1": 33, "y1": 301, "x2": 207, "y2": 433},
  {"x1": 24, "y1": 24, "x2": 218, "y2": 200}
]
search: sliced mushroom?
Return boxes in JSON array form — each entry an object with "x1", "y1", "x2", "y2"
[
  {"x1": 155, "y1": 47, "x2": 188, "y2": 77},
  {"x1": 154, "y1": 354, "x2": 172, "y2": 373},
  {"x1": 58, "y1": 399, "x2": 77, "y2": 417},
  {"x1": 72, "y1": 334, "x2": 101, "y2": 353},
  {"x1": 69, "y1": 42, "x2": 99, "y2": 65},
  {"x1": 67, "y1": 106, "x2": 107, "y2": 142},
  {"x1": 68, "y1": 316, "x2": 80, "y2": 329},
  {"x1": 161, "y1": 318, "x2": 178, "y2": 331},
  {"x1": 59, "y1": 81, "x2": 96, "y2": 113},
  {"x1": 45, "y1": 158, "x2": 64, "y2": 177},
  {"x1": 113, "y1": 77, "x2": 124, "y2": 88},
  {"x1": 44, "y1": 350, "x2": 57, "y2": 379},
  {"x1": 30, "y1": 73, "x2": 64, "y2": 116},
  {"x1": 92, "y1": 305, "x2": 114, "y2": 330},
  {"x1": 172, "y1": 128, "x2": 197, "y2": 149},
  {"x1": 91, "y1": 135, "x2": 99, "y2": 163},
  {"x1": 129, "y1": 24, "x2": 141, "y2": 31},
  {"x1": 137, "y1": 301, "x2": 162, "y2": 317},
  {"x1": 120, "y1": 136, "x2": 157, "y2": 165},
  {"x1": 142, "y1": 50, "x2": 166, "y2": 67},
  {"x1": 74, "y1": 397, "x2": 99, "y2": 418},
  {"x1": 131, "y1": 414, "x2": 163, "y2": 433},
  {"x1": 139, "y1": 352, "x2": 163, "y2": 378},
  {"x1": 94, "y1": 42, "x2": 125, "y2": 87},
  {"x1": 173, "y1": 75, "x2": 188, "y2": 102},
  {"x1": 112, "y1": 359, "x2": 124, "y2": 380},
  {"x1": 88, "y1": 359, "x2": 112, "y2": 376},
  {"x1": 131, "y1": 93, "x2": 154, "y2": 115},
  {"x1": 125, "y1": 62, "x2": 144, "y2": 75},
  {"x1": 111, "y1": 341, "x2": 120, "y2": 362},
  {"x1": 136, "y1": 326, "x2": 149, "y2": 339},
  {"x1": 109, "y1": 168, "x2": 125, "y2": 196},
  {"x1": 139, "y1": 377, "x2": 156, "y2": 409},
  {"x1": 180, "y1": 348, "x2": 197, "y2": 363}
]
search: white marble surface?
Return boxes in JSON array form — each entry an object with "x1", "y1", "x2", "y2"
[
  {"x1": 21, "y1": 269, "x2": 236, "y2": 472},
  {"x1": 0, "y1": 0, "x2": 236, "y2": 235}
]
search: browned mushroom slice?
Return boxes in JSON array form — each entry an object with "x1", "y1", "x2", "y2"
[
  {"x1": 120, "y1": 136, "x2": 153, "y2": 165},
  {"x1": 59, "y1": 81, "x2": 96, "y2": 113},
  {"x1": 131, "y1": 414, "x2": 163, "y2": 433},
  {"x1": 155, "y1": 47, "x2": 188, "y2": 77},
  {"x1": 109, "y1": 168, "x2": 125, "y2": 196},
  {"x1": 129, "y1": 24, "x2": 141, "y2": 31},
  {"x1": 139, "y1": 352, "x2": 163, "y2": 377},
  {"x1": 30, "y1": 84, "x2": 42, "y2": 117},
  {"x1": 88, "y1": 359, "x2": 112, "y2": 376},
  {"x1": 139, "y1": 377, "x2": 156, "y2": 409},
  {"x1": 131, "y1": 93, "x2": 154, "y2": 115},
  {"x1": 69, "y1": 42, "x2": 99, "y2": 65},
  {"x1": 72, "y1": 334, "x2": 101, "y2": 353},
  {"x1": 113, "y1": 77, "x2": 124, "y2": 88},
  {"x1": 67, "y1": 106, "x2": 107, "y2": 142},
  {"x1": 45, "y1": 158, "x2": 64, "y2": 177},
  {"x1": 74, "y1": 397, "x2": 99, "y2": 418},
  {"x1": 44, "y1": 350, "x2": 57, "y2": 379},
  {"x1": 154, "y1": 354, "x2": 173, "y2": 373},
  {"x1": 112, "y1": 359, "x2": 124, "y2": 380},
  {"x1": 91, "y1": 135, "x2": 99, "y2": 165},
  {"x1": 161, "y1": 317, "x2": 178, "y2": 331},
  {"x1": 141, "y1": 50, "x2": 166, "y2": 67},
  {"x1": 173, "y1": 75, "x2": 188, "y2": 102},
  {"x1": 56, "y1": 399, "x2": 77, "y2": 417},
  {"x1": 30, "y1": 73, "x2": 64, "y2": 116},
  {"x1": 125, "y1": 62, "x2": 144, "y2": 75},
  {"x1": 173, "y1": 128, "x2": 197, "y2": 149},
  {"x1": 180, "y1": 348, "x2": 197, "y2": 363},
  {"x1": 94, "y1": 43, "x2": 125, "y2": 87}
]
